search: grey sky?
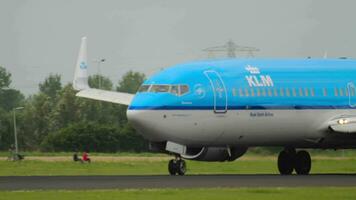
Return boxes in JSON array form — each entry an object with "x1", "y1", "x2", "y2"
[{"x1": 1, "y1": 0, "x2": 356, "y2": 95}]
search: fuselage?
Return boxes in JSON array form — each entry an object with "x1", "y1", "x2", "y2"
[{"x1": 127, "y1": 59, "x2": 356, "y2": 149}]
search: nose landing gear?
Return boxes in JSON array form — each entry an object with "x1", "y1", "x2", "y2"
[
  {"x1": 168, "y1": 155, "x2": 186, "y2": 176},
  {"x1": 277, "y1": 148, "x2": 311, "y2": 175}
]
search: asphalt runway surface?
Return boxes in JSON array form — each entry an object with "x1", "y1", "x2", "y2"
[{"x1": 2, "y1": 174, "x2": 356, "y2": 190}]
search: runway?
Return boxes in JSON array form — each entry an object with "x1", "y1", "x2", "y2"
[{"x1": 2, "y1": 174, "x2": 356, "y2": 190}]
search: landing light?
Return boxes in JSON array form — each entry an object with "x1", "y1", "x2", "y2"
[{"x1": 338, "y1": 119, "x2": 349, "y2": 125}]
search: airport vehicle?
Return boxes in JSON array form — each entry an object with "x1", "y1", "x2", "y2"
[{"x1": 73, "y1": 37, "x2": 356, "y2": 175}]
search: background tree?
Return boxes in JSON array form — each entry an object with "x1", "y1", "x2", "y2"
[
  {"x1": 0, "y1": 89, "x2": 24, "y2": 111},
  {"x1": 0, "y1": 66, "x2": 24, "y2": 111},
  {"x1": 50, "y1": 84, "x2": 82, "y2": 130},
  {"x1": 21, "y1": 93, "x2": 53, "y2": 148},
  {"x1": 0, "y1": 108, "x2": 13, "y2": 150},
  {"x1": 116, "y1": 71, "x2": 145, "y2": 93},
  {"x1": 20, "y1": 74, "x2": 63, "y2": 148},
  {"x1": 0, "y1": 66, "x2": 11, "y2": 89},
  {"x1": 38, "y1": 74, "x2": 62, "y2": 100},
  {"x1": 41, "y1": 122, "x2": 148, "y2": 152},
  {"x1": 0, "y1": 65, "x2": 149, "y2": 152},
  {"x1": 88, "y1": 75, "x2": 113, "y2": 90},
  {"x1": 0, "y1": 66, "x2": 25, "y2": 150}
]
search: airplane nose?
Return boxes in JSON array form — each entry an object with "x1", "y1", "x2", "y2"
[
  {"x1": 127, "y1": 109, "x2": 161, "y2": 141},
  {"x1": 126, "y1": 109, "x2": 144, "y2": 126}
]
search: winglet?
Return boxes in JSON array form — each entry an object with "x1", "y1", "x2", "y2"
[
  {"x1": 73, "y1": 36, "x2": 90, "y2": 90},
  {"x1": 72, "y1": 37, "x2": 134, "y2": 106}
]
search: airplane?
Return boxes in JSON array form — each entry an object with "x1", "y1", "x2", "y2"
[{"x1": 73, "y1": 37, "x2": 356, "y2": 176}]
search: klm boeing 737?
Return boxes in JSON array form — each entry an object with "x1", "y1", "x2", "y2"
[{"x1": 74, "y1": 37, "x2": 356, "y2": 175}]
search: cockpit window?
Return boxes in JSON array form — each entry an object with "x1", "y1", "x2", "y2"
[
  {"x1": 138, "y1": 85, "x2": 150, "y2": 92},
  {"x1": 138, "y1": 84, "x2": 189, "y2": 96},
  {"x1": 180, "y1": 85, "x2": 189, "y2": 95},
  {"x1": 170, "y1": 85, "x2": 179, "y2": 96},
  {"x1": 150, "y1": 85, "x2": 170, "y2": 93}
]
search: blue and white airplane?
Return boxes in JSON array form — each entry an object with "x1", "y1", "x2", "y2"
[{"x1": 74, "y1": 37, "x2": 356, "y2": 175}]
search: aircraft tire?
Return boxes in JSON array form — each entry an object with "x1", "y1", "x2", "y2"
[
  {"x1": 294, "y1": 150, "x2": 311, "y2": 175},
  {"x1": 177, "y1": 160, "x2": 186, "y2": 176},
  {"x1": 278, "y1": 150, "x2": 295, "y2": 175},
  {"x1": 168, "y1": 159, "x2": 177, "y2": 175}
]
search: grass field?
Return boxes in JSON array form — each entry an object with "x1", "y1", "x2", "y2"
[
  {"x1": 1, "y1": 188, "x2": 356, "y2": 200},
  {"x1": 1, "y1": 151, "x2": 356, "y2": 176},
  {"x1": 2, "y1": 152, "x2": 356, "y2": 199}
]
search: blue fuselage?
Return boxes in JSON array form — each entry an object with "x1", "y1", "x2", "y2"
[
  {"x1": 125, "y1": 59, "x2": 356, "y2": 149},
  {"x1": 129, "y1": 59, "x2": 356, "y2": 111}
]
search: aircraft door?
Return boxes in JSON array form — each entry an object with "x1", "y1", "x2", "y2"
[
  {"x1": 348, "y1": 82, "x2": 356, "y2": 107},
  {"x1": 204, "y1": 70, "x2": 227, "y2": 113}
]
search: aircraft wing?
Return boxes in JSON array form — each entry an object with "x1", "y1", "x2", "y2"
[
  {"x1": 73, "y1": 37, "x2": 134, "y2": 106},
  {"x1": 328, "y1": 115, "x2": 356, "y2": 133},
  {"x1": 76, "y1": 88, "x2": 133, "y2": 105}
]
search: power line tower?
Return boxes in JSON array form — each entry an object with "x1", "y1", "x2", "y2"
[{"x1": 203, "y1": 40, "x2": 260, "y2": 58}]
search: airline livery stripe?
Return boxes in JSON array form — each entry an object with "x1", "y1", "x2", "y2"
[{"x1": 128, "y1": 105, "x2": 356, "y2": 110}]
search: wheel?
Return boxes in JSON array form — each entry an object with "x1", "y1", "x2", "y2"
[
  {"x1": 294, "y1": 150, "x2": 311, "y2": 175},
  {"x1": 176, "y1": 160, "x2": 186, "y2": 176},
  {"x1": 278, "y1": 150, "x2": 295, "y2": 175},
  {"x1": 168, "y1": 159, "x2": 177, "y2": 175}
]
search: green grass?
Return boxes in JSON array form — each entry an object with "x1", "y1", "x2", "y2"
[
  {"x1": 1, "y1": 148, "x2": 356, "y2": 157},
  {"x1": 0, "y1": 151, "x2": 163, "y2": 157},
  {"x1": 1, "y1": 157, "x2": 356, "y2": 176},
  {"x1": 1, "y1": 188, "x2": 356, "y2": 200},
  {"x1": 2, "y1": 154, "x2": 356, "y2": 199}
]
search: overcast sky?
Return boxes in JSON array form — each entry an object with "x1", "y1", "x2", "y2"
[{"x1": 1, "y1": 0, "x2": 356, "y2": 95}]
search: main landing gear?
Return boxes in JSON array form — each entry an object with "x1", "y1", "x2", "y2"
[
  {"x1": 168, "y1": 155, "x2": 186, "y2": 176},
  {"x1": 278, "y1": 148, "x2": 311, "y2": 175}
]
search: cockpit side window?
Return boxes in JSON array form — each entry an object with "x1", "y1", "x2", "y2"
[
  {"x1": 138, "y1": 85, "x2": 150, "y2": 92},
  {"x1": 180, "y1": 85, "x2": 190, "y2": 96},
  {"x1": 150, "y1": 85, "x2": 170, "y2": 93},
  {"x1": 170, "y1": 85, "x2": 179, "y2": 96}
]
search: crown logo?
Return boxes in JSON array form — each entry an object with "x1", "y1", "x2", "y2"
[{"x1": 245, "y1": 65, "x2": 260, "y2": 74}]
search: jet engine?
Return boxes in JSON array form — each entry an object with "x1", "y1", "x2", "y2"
[{"x1": 181, "y1": 146, "x2": 248, "y2": 162}]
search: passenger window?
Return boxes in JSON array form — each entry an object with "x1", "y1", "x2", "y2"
[
  {"x1": 232, "y1": 88, "x2": 237, "y2": 97},
  {"x1": 310, "y1": 88, "x2": 315, "y2": 97},
  {"x1": 334, "y1": 88, "x2": 338, "y2": 96},
  {"x1": 299, "y1": 88, "x2": 304, "y2": 97},
  {"x1": 322, "y1": 88, "x2": 327, "y2": 96},
  {"x1": 273, "y1": 88, "x2": 278, "y2": 97},
  {"x1": 239, "y1": 88, "x2": 244, "y2": 96},
  {"x1": 280, "y1": 88, "x2": 285, "y2": 97},
  {"x1": 244, "y1": 88, "x2": 249, "y2": 97},
  {"x1": 351, "y1": 87, "x2": 356, "y2": 97},
  {"x1": 267, "y1": 89, "x2": 272, "y2": 97},
  {"x1": 345, "y1": 88, "x2": 349, "y2": 96},
  {"x1": 286, "y1": 88, "x2": 290, "y2": 97},
  {"x1": 304, "y1": 88, "x2": 309, "y2": 97},
  {"x1": 171, "y1": 85, "x2": 179, "y2": 96},
  {"x1": 339, "y1": 88, "x2": 344, "y2": 96},
  {"x1": 261, "y1": 88, "x2": 266, "y2": 96},
  {"x1": 138, "y1": 85, "x2": 150, "y2": 92},
  {"x1": 292, "y1": 88, "x2": 297, "y2": 97},
  {"x1": 151, "y1": 85, "x2": 170, "y2": 93},
  {"x1": 250, "y1": 88, "x2": 255, "y2": 96},
  {"x1": 256, "y1": 88, "x2": 261, "y2": 96},
  {"x1": 180, "y1": 85, "x2": 190, "y2": 96}
]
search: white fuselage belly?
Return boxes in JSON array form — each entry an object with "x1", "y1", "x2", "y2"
[{"x1": 128, "y1": 109, "x2": 356, "y2": 148}]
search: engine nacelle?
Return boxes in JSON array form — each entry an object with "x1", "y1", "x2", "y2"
[{"x1": 181, "y1": 146, "x2": 248, "y2": 162}]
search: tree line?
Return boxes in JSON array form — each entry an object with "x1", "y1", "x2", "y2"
[{"x1": 0, "y1": 66, "x2": 148, "y2": 152}]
